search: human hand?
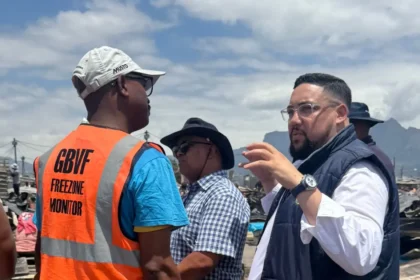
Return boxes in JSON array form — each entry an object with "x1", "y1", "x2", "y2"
[
  {"x1": 239, "y1": 142, "x2": 303, "y2": 190},
  {"x1": 242, "y1": 154, "x2": 277, "y2": 193},
  {"x1": 144, "y1": 256, "x2": 180, "y2": 280}
]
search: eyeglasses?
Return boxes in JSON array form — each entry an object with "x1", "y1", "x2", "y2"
[
  {"x1": 125, "y1": 73, "x2": 154, "y2": 96},
  {"x1": 281, "y1": 102, "x2": 339, "y2": 121},
  {"x1": 172, "y1": 141, "x2": 211, "y2": 156},
  {"x1": 281, "y1": 103, "x2": 321, "y2": 121}
]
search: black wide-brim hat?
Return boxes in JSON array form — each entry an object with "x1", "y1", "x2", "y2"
[
  {"x1": 161, "y1": 117, "x2": 235, "y2": 170},
  {"x1": 349, "y1": 102, "x2": 384, "y2": 127}
]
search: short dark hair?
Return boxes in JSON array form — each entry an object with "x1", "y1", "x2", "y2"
[
  {"x1": 293, "y1": 73, "x2": 352, "y2": 108},
  {"x1": 73, "y1": 76, "x2": 111, "y2": 116},
  {"x1": 72, "y1": 76, "x2": 87, "y2": 95}
]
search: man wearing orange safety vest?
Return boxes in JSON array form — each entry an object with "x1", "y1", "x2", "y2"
[{"x1": 32, "y1": 46, "x2": 189, "y2": 280}]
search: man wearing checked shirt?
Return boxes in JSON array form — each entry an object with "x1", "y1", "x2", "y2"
[{"x1": 161, "y1": 117, "x2": 250, "y2": 280}]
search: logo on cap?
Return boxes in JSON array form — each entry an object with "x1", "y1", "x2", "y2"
[{"x1": 113, "y1": 64, "x2": 128, "y2": 75}]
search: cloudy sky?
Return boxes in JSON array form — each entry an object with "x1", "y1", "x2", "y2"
[{"x1": 1, "y1": 0, "x2": 419, "y2": 162}]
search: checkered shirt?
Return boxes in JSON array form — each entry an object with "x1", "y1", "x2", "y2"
[{"x1": 171, "y1": 170, "x2": 250, "y2": 279}]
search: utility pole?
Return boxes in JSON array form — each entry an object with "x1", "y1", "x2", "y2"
[
  {"x1": 21, "y1": 156, "x2": 25, "y2": 175},
  {"x1": 12, "y1": 138, "x2": 18, "y2": 163},
  {"x1": 393, "y1": 157, "x2": 396, "y2": 174},
  {"x1": 144, "y1": 131, "x2": 150, "y2": 142}
]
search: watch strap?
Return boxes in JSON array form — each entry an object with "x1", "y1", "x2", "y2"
[
  {"x1": 291, "y1": 181, "x2": 306, "y2": 198},
  {"x1": 291, "y1": 175, "x2": 317, "y2": 198}
]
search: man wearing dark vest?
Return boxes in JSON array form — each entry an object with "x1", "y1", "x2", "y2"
[
  {"x1": 243, "y1": 73, "x2": 399, "y2": 280},
  {"x1": 32, "y1": 46, "x2": 189, "y2": 280},
  {"x1": 349, "y1": 102, "x2": 395, "y2": 178}
]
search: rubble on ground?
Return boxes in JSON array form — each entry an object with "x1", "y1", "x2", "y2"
[
  {"x1": 400, "y1": 190, "x2": 420, "y2": 218},
  {"x1": 398, "y1": 190, "x2": 420, "y2": 261},
  {"x1": 238, "y1": 186, "x2": 266, "y2": 221}
]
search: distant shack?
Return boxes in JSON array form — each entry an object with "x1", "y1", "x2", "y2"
[{"x1": 398, "y1": 179, "x2": 420, "y2": 192}]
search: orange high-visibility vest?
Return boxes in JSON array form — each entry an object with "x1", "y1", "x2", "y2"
[{"x1": 33, "y1": 125, "x2": 165, "y2": 280}]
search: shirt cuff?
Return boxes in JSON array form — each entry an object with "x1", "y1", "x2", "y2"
[
  {"x1": 261, "y1": 184, "x2": 281, "y2": 214},
  {"x1": 300, "y1": 193, "x2": 346, "y2": 244}
]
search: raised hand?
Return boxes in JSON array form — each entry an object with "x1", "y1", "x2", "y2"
[{"x1": 239, "y1": 142, "x2": 303, "y2": 189}]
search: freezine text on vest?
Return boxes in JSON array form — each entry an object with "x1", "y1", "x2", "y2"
[
  {"x1": 48, "y1": 178, "x2": 85, "y2": 216},
  {"x1": 50, "y1": 178, "x2": 84, "y2": 195}
]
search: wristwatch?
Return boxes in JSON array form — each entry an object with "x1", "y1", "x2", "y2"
[{"x1": 291, "y1": 174, "x2": 317, "y2": 198}]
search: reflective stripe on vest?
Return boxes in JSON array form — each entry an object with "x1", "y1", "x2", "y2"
[{"x1": 37, "y1": 134, "x2": 143, "y2": 267}]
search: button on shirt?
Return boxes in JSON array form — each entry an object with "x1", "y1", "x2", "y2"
[{"x1": 171, "y1": 170, "x2": 250, "y2": 279}]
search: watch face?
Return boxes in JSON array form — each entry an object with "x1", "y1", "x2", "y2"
[{"x1": 304, "y1": 175, "x2": 317, "y2": 188}]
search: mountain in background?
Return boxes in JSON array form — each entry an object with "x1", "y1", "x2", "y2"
[
  {"x1": 5, "y1": 118, "x2": 420, "y2": 181},
  {"x1": 0, "y1": 156, "x2": 34, "y2": 176},
  {"x1": 232, "y1": 118, "x2": 420, "y2": 180}
]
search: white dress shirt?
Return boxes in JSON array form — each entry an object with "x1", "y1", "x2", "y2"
[
  {"x1": 248, "y1": 160, "x2": 389, "y2": 279},
  {"x1": 260, "y1": 184, "x2": 281, "y2": 214}
]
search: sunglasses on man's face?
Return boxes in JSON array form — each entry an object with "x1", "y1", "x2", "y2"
[
  {"x1": 172, "y1": 141, "x2": 211, "y2": 156},
  {"x1": 125, "y1": 74, "x2": 154, "y2": 96}
]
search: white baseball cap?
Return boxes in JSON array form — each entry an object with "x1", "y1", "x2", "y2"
[{"x1": 72, "y1": 46, "x2": 166, "y2": 99}]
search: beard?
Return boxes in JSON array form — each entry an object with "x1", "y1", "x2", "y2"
[{"x1": 289, "y1": 133, "x2": 316, "y2": 162}]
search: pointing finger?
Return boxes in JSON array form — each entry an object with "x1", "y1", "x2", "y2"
[
  {"x1": 246, "y1": 142, "x2": 276, "y2": 153},
  {"x1": 241, "y1": 160, "x2": 269, "y2": 170},
  {"x1": 242, "y1": 149, "x2": 272, "y2": 161}
]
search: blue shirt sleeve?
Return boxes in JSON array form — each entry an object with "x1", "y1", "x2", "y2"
[
  {"x1": 33, "y1": 193, "x2": 41, "y2": 229},
  {"x1": 32, "y1": 211, "x2": 37, "y2": 226},
  {"x1": 119, "y1": 148, "x2": 189, "y2": 238}
]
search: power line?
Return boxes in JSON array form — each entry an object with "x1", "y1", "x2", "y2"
[
  {"x1": 17, "y1": 140, "x2": 51, "y2": 148},
  {"x1": 17, "y1": 144, "x2": 41, "y2": 164},
  {"x1": 0, "y1": 139, "x2": 46, "y2": 167},
  {"x1": 16, "y1": 146, "x2": 37, "y2": 163},
  {"x1": 0, "y1": 141, "x2": 11, "y2": 150},
  {"x1": 1, "y1": 147, "x2": 14, "y2": 160},
  {"x1": 133, "y1": 131, "x2": 161, "y2": 141},
  {"x1": 19, "y1": 142, "x2": 45, "y2": 153},
  {"x1": 16, "y1": 146, "x2": 24, "y2": 157},
  {"x1": 17, "y1": 144, "x2": 35, "y2": 157},
  {"x1": 148, "y1": 131, "x2": 161, "y2": 140},
  {"x1": 0, "y1": 137, "x2": 247, "y2": 159}
]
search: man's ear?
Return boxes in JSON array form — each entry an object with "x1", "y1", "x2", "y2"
[
  {"x1": 336, "y1": 103, "x2": 348, "y2": 124},
  {"x1": 208, "y1": 145, "x2": 218, "y2": 159},
  {"x1": 116, "y1": 76, "x2": 129, "y2": 97}
]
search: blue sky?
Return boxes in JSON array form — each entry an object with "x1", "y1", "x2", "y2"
[{"x1": 1, "y1": 0, "x2": 420, "y2": 161}]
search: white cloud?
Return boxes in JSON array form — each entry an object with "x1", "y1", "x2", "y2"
[
  {"x1": 2, "y1": 59, "x2": 420, "y2": 162},
  {"x1": 3, "y1": 0, "x2": 420, "y2": 167},
  {"x1": 0, "y1": 84, "x2": 85, "y2": 162},
  {"x1": 150, "y1": 0, "x2": 173, "y2": 8},
  {"x1": 195, "y1": 37, "x2": 264, "y2": 56},
  {"x1": 0, "y1": 0, "x2": 173, "y2": 77},
  {"x1": 194, "y1": 58, "x2": 298, "y2": 72},
  {"x1": 167, "y1": 0, "x2": 420, "y2": 57}
]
